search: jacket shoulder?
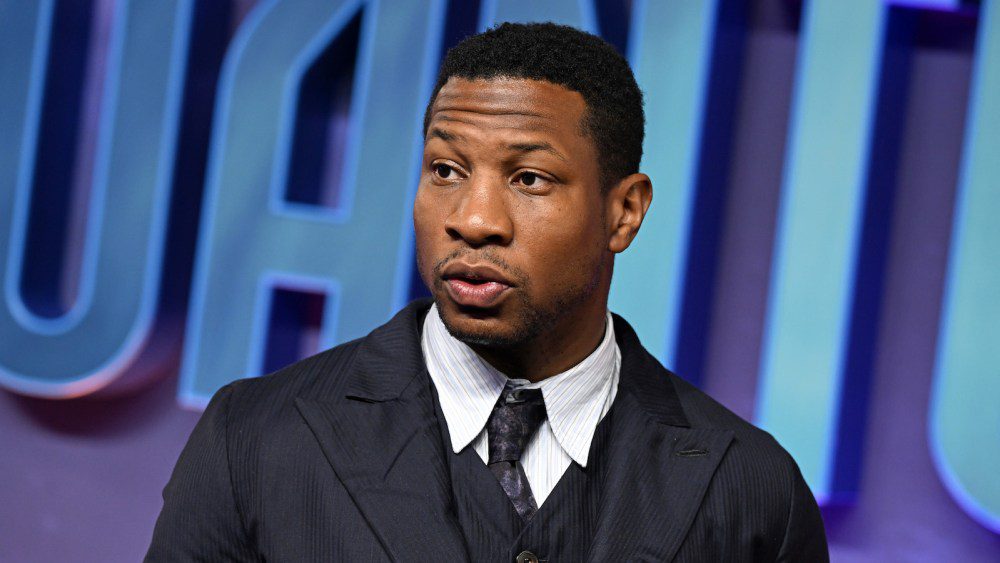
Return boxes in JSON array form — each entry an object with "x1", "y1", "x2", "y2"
[
  {"x1": 216, "y1": 336, "x2": 365, "y2": 427},
  {"x1": 668, "y1": 371, "x2": 790, "y2": 458},
  {"x1": 215, "y1": 299, "x2": 432, "y2": 424},
  {"x1": 666, "y1": 373, "x2": 828, "y2": 558}
]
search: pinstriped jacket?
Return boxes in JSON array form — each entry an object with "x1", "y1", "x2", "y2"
[{"x1": 146, "y1": 299, "x2": 828, "y2": 562}]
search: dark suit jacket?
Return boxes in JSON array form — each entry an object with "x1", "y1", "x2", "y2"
[{"x1": 147, "y1": 299, "x2": 828, "y2": 562}]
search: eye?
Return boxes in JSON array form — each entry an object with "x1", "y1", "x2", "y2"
[
  {"x1": 434, "y1": 163, "x2": 456, "y2": 179},
  {"x1": 513, "y1": 171, "x2": 551, "y2": 191}
]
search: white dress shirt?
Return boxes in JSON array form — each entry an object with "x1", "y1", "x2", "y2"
[{"x1": 421, "y1": 303, "x2": 621, "y2": 506}]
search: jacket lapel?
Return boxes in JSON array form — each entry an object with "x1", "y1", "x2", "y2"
[
  {"x1": 587, "y1": 316, "x2": 735, "y2": 562},
  {"x1": 295, "y1": 301, "x2": 469, "y2": 562}
]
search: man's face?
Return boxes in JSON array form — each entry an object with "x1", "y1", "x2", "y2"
[{"x1": 414, "y1": 77, "x2": 611, "y2": 348}]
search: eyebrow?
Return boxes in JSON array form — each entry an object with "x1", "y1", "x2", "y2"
[
  {"x1": 427, "y1": 127, "x2": 463, "y2": 142},
  {"x1": 507, "y1": 141, "x2": 567, "y2": 162},
  {"x1": 427, "y1": 127, "x2": 568, "y2": 162}
]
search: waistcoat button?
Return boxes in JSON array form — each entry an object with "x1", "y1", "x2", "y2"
[{"x1": 515, "y1": 550, "x2": 539, "y2": 563}]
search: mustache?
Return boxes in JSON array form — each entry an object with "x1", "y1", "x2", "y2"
[{"x1": 431, "y1": 248, "x2": 525, "y2": 283}]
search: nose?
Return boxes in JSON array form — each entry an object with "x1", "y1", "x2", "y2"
[{"x1": 444, "y1": 182, "x2": 513, "y2": 247}]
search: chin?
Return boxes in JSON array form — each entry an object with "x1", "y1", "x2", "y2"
[
  {"x1": 447, "y1": 326, "x2": 521, "y2": 349},
  {"x1": 436, "y1": 299, "x2": 541, "y2": 349}
]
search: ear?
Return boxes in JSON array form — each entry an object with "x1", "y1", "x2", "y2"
[{"x1": 606, "y1": 173, "x2": 652, "y2": 253}]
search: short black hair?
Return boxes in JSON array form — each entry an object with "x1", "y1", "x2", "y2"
[{"x1": 423, "y1": 22, "x2": 645, "y2": 189}]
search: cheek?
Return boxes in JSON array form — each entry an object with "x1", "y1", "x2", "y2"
[
  {"x1": 515, "y1": 203, "x2": 603, "y2": 282},
  {"x1": 413, "y1": 189, "x2": 440, "y2": 273},
  {"x1": 413, "y1": 187, "x2": 441, "y2": 238},
  {"x1": 523, "y1": 194, "x2": 603, "y2": 245}
]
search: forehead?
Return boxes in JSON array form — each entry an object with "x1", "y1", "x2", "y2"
[{"x1": 427, "y1": 77, "x2": 588, "y2": 136}]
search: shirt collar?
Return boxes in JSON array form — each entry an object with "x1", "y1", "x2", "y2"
[{"x1": 421, "y1": 303, "x2": 620, "y2": 467}]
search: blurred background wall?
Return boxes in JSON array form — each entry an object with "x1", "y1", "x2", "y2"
[{"x1": 1, "y1": 0, "x2": 998, "y2": 561}]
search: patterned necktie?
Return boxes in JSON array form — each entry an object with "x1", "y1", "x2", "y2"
[{"x1": 486, "y1": 386, "x2": 548, "y2": 521}]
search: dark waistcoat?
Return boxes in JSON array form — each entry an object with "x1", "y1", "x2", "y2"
[{"x1": 431, "y1": 384, "x2": 616, "y2": 563}]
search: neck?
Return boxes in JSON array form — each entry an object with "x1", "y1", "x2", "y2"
[{"x1": 470, "y1": 303, "x2": 608, "y2": 383}]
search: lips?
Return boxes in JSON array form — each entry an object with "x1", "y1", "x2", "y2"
[{"x1": 440, "y1": 263, "x2": 514, "y2": 308}]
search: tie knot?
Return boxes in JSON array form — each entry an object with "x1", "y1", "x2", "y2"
[{"x1": 486, "y1": 387, "x2": 547, "y2": 464}]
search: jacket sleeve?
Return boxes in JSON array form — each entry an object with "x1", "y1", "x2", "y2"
[
  {"x1": 776, "y1": 460, "x2": 829, "y2": 562},
  {"x1": 145, "y1": 383, "x2": 259, "y2": 562}
]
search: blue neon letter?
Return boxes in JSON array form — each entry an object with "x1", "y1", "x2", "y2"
[
  {"x1": 178, "y1": 0, "x2": 445, "y2": 406},
  {"x1": 930, "y1": 0, "x2": 1000, "y2": 533},
  {"x1": 0, "y1": 1, "x2": 192, "y2": 397},
  {"x1": 754, "y1": 0, "x2": 888, "y2": 501}
]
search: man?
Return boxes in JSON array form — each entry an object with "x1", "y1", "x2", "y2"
[{"x1": 147, "y1": 23, "x2": 828, "y2": 562}]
